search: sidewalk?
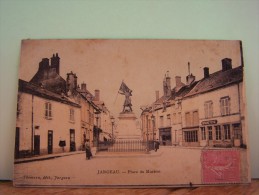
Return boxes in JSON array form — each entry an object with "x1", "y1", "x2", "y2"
[
  {"x1": 14, "y1": 148, "x2": 163, "y2": 164},
  {"x1": 14, "y1": 150, "x2": 85, "y2": 164},
  {"x1": 94, "y1": 149, "x2": 163, "y2": 158}
]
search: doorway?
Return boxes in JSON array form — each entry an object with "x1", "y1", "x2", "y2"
[
  {"x1": 34, "y1": 135, "x2": 40, "y2": 155},
  {"x1": 70, "y1": 129, "x2": 76, "y2": 151},
  {"x1": 48, "y1": 130, "x2": 53, "y2": 154}
]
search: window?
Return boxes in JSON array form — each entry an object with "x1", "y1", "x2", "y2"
[
  {"x1": 220, "y1": 97, "x2": 230, "y2": 116},
  {"x1": 148, "y1": 119, "x2": 151, "y2": 130},
  {"x1": 185, "y1": 112, "x2": 191, "y2": 126},
  {"x1": 204, "y1": 101, "x2": 213, "y2": 118},
  {"x1": 167, "y1": 114, "x2": 171, "y2": 126},
  {"x1": 69, "y1": 108, "x2": 75, "y2": 121},
  {"x1": 173, "y1": 113, "x2": 177, "y2": 124},
  {"x1": 224, "y1": 124, "x2": 231, "y2": 140},
  {"x1": 201, "y1": 127, "x2": 206, "y2": 140},
  {"x1": 215, "y1": 125, "x2": 221, "y2": 140},
  {"x1": 184, "y1": 130, "x2": 198, "y2": 142},
  {"x1": 160, "y1": 116, "x2": 164, "y2": 127},
  {"x1": 178, "y1": 112, "x2": 182, "y2": 123},
  {"x1": 208, "y1": 126, "x2": 213, "y2": 140},
  {"x1": 185, "y1": 111, "x2": 199, "y2": 127},
  {"x1": 152, "y1": 116, "x2": 156, "y2": 129},
  {"x1": 193, "y1": 111, "x2": 199, "y2": 126},
  {"x1": 45, "y1": 102, "x2": 52, "y2": 119},
  {"x1": 233, "y1": 123, "x2": 242, "y2": 139}
]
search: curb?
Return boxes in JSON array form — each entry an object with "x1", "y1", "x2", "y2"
[{"x1": 14, "y1": 151, "x2": 84, "y2": 164}]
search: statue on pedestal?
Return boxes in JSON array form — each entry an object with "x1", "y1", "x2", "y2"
[{"x1": 118, "y1": 81, "x2": 133, "y2": 113}]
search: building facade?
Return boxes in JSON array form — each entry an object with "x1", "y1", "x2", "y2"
[
  {"x1": 140, "y1": 58, "x2": 246, "y2": 149},
  {"x1": 16, "y1": 79, "x2": 81, "y2": 158}
]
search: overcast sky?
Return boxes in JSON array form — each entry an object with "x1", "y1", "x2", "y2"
[{"x1": 19, "y1": 39, "x2": 242, "y2": 118}]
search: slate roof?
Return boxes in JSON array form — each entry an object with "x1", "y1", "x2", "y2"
[
  {"x1": 18, "y1": 79, "x2": 80, "y2": 108},
  {"x1": 185, "y1": 66, "x2": 243, "y2": 98},
  {"x1": 30, "y1": 70, "x2": 67, "y2": 95}
]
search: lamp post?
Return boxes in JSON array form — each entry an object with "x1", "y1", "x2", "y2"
[
  {"x1": 151, "y1": 114, "x2": 155, "y2": 141},
  {"x1": 110, "y1": 116, "x2": 115, "y2": 142},
  {"x1": 146, "y1": 115, "x2": 149, "y2": 152},
  {"x1": 151, "y1": 114, "x2": 155, "y2": 150},
  {"x1": 95, "y1": 112, "x2": 100, "y2": 148}
]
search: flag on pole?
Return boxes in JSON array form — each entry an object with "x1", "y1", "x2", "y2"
[{"x1": 118, "y1": 81, "x2": 132, "y2": 95}]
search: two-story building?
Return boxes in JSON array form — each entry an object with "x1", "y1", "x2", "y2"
[
  {"x1": 181, "y1": 58, "x2": 245, "y2": 148},
  {"x1": 16, "y1": 79, "x2": 81, "y2": 158}
]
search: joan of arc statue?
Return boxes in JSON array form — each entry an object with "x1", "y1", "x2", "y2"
[{"x1": 118, "y1": 81, "x2": 133, "y2": 112}]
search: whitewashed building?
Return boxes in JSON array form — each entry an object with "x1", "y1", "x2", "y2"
[
  {"x1": 141, "y1": 58, "x2": 246, "y2": 149},
  {"x1": 181, "y1": 58, "x2": 246, "y2": 148},
  {"x1": 16, "y1": 79, "x2": 81, "y2": 158}
]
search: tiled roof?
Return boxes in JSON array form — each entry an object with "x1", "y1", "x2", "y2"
[
  {"x1": 18, "y1": 79, "x2": 80, "y2": 108},
  {"x1": 185, "y1": 66, "x2": 243, "y2": 98}
]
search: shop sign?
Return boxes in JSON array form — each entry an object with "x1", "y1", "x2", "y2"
[{"x1": 201, "y1": 120, "x2": 217, "y2": 125}]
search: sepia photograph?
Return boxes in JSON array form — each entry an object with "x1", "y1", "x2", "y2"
[{"x1": 13, "y1": 39, "x2": 250, "y2": 187}]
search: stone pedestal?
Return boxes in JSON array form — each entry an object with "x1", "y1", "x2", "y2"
[{"x1": 116, "y1": 112, "x2": 142, "y2": 140}]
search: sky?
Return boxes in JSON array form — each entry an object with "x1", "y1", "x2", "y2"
[{"x1": 19, "y1": 39, "x2": 242, "y2": 118}]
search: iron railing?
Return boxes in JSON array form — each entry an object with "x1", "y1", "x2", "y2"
[{"x1": 97, "y1": 140, "x2": 154, "y2": 152}]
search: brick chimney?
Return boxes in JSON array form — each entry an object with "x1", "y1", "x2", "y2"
[
  {"x1": 203, "y1": 67, "x2": 209, "y2": 78},
  {"x1": 81, "y1": 82, "x2": 87, "y2": 91},
  {"x1": 50, "y1": 53, "x2": 60, "y2": 75},
  {"x1": 155, "y1": 90, "x2": 159, "y2": 101},
  {"x1": 94, "y1": 89, "x2": 100, "y2": 101},
  {"x1": 163, "y1": 71, "x2": 171, "y2": 97},
  {"x1": 175, "y1": 76, "x2": 182, "y2": 88},
  {"x1": 66, "y1": 71, "x2": 77, "y2": 93},
  {"x1": 222, "y1": 58, "x2": 232, "y2": 71},
  {"x1": 38, "y1": 58, "x2": 50, "y2": 72},
  {"x1": 186, "y1": 62, "x2": 195, "y2": 85}
]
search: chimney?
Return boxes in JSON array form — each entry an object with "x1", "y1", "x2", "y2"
[
  {"x1": 163, "y1": 71, "x2": 171, "y2": 97},
  {"x1": 81, "y1": 83, "x2": 87, "y2": 91},
  {"x1": 222, "y1": 58, "x2": 232, "y2": 71},
  {"x1": 186, "y1": 74, "x2": 195, "y2": 85},
  {"x1": 203, "y1": 67, "x2": 209, "y2": 78},
  {"x1": 186, "y1": 62, "x2": 195, "y2": 85},
  {"x1": 175, "y1": 76, "x2": 182, "y2": 88},
  {"x1": 155, "y1": 90, "x2": 159, "y2": 101},
  {"x1": 94, "y1": 89, "x2": 100, "y2": 101},
  {"x1": 50, "y1": 53, "x2": 60, "y2": 75},
  {"x1": 66, "y1": 71, "x2": 77, "y2": 93},
  {"x1": 39, "y1": 58, "x2": 50, "y2": 72}
]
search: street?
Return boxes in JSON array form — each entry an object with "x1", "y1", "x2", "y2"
[{"x1": 14, "y1": 147, "x2": 202, "y2": 187}]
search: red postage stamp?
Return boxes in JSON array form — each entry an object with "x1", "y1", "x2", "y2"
[{"x1": 202, "y1": 150, "x2": 240, "y2": 184}]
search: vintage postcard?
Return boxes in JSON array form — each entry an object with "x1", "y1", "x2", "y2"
[{"x1": 14, "y1": 39, "x2": 250, "y2": 187}]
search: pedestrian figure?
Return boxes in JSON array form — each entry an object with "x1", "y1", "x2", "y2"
[
  {"x1": 85, "y1": 142, "x2": 92, "y2": 160},
  {"x1": 154, "y1": 139, "x2": 160, "y2": 152}
]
